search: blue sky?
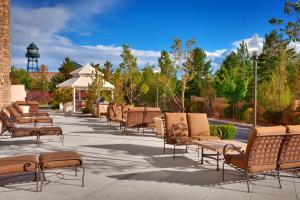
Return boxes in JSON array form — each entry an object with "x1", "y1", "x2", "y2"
[{"x1": 10, "y1": 0, "x2": 297, "y2": 71}]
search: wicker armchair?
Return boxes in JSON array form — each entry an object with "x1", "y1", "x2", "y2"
[{"x1": 223, "y1": 126, "x2": 286, "y2": 193}]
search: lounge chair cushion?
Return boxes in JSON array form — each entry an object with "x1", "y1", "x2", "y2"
[
  {"x1": 164, "y1": 113, "x2": 189, "y2": 138},
  {"x1": 16, "y1": 117, "x2": 35, "y2": 124},
  {"x1": 187, "y1": 113, "x2": 214, "y2": 138},
  {"x1": 12, "y1": 128, "x2": 38, "y2": 137},
  {"x1": 35, "y1": 117, "x2": 53, "y2": 124},
  {"x1": 39, "y1": 127, "x2": 62, "y2": 136},
  {"x1": 0, "y1": 155, "x2": 38, "y2": 175},
  {"x1": 245, "y1": 126, "x2": 286, "y2": 156},
  {"x1": 225, "y1": 154, "x2": 247, "y2": 170},
  {"x1": 0, "y1": 111, "x2": 16, "y2": 129},
  {"x1": 39, "y1": 151, "x2": 82, "y2": 170}
]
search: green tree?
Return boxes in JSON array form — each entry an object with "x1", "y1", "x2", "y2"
[
  {"x1": 258, "y1": 50, "x2": 292, "y2": 123},
  {"x1": 58, "y1": 57, "x2": 77, "y2": 80},
  {"x1": 86, "y1": 68, "x2": 105, "y2": 112},
  {"x1": 214, "y1": 42, "x2": 252, "y2": 118},
  {"x1": 269, "y1": 0, "x2": 300, "y2": 42},
  {"x1": 119, "y1": 44, "x2": 148, "y2": 104},
  {"x1": 170, "y1": 37, "x2": 196, "y2": 112},
  {"x1": 101, "y1": 60, "x2": 114, "y2": 83},
  {"x1": 112, "y1": 68, "x2": 124, "y2": 104},
  {"x1": 53, "y1": 88, "x2": 73, "y2": 112},
  {"x1": 158, "y1": 50, "x2": 177, "y2": 110},
  {"x1": 186, "y1": 47, "x2": 212, "y2": 97},
  {"x1": 139, "y1": 65, "x2": 157, "y2": 105},
  {"x1": 10, "y1": 66, "x2": 33, "y2": 90}
]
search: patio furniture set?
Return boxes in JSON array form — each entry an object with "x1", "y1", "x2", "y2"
[
  {"x1": 106, "y1": 111, "x2": 300, "y2": 192},
  {"x1": 0, "y1": 101, "x2": 85, "y2": 192}
]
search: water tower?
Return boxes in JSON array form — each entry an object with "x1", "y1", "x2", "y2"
[{"x1": 25, "y1": 42, "x2": 40, "y2": 72}]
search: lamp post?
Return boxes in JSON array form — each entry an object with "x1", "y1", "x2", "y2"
[{"x1": 252, "y1": 51, "x2": 258, "y2": 127}]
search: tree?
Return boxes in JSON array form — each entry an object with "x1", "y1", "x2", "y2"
[
  {"x1": 53, "y1": 88, "x2": 73, "y2": 112},
  {"x1": 102, "y1": 60, "x2": 113, "y2": 83},
  {"x1": 214, "y1": 42, "x2": 252, "y2": 118},
  {"x1": 86, "y1": 68, "x2": 105, "y2": 112},
  {"x1": 269, "y1": 0, "x2": 300, "y2": 42},
  {"x1": 290, "y1": 55, "x2": 300, "y2": 99},
  {"x1": 58, "y1": 57, "x2": 77, "y2": 80},
  {"x1": 119, "y1": 44, "x2": 148, "y2": 104},
  {"x1": 112, "y1": 68, "x2": 124, "y2": 104},
  {"x1": 139, "y1": 65, "x2": 157, "y2": 105},
  {"x1": 10, "y1": 66, "x2": 33, "y2": 90},
  {"x1": 170, "y1": 37, "x2": 196, "y2": 112},
  {"x1": 158, "y1": 50, "x2": 177, "y2": 110},
  {"x1": 186, "y1": 47, "x2": 212, "y2": 97},
  {"x1": 258, "y1": 50, "x2": 292, "y2": 123}
]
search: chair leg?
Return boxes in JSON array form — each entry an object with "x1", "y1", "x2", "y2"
[
  {"x1": 75, "y1": 167, "x2": 78, "y2": 176},
  {"x1": 185, "y1": 145, "x2": 188, "y2": 153},
  {"x1": 60, "y1": 135, "x2": 64, "y2": 146},
  {"x1": 222, "y1": 162, "x2": 225, "y2": 181},
  {"x1": 277, "y1": 171, "x2": 282, "y2": 188},
  {"x1": 40, "y1": 171, "x2": 44, "y2": 192},
  {"x1": 81, "y1": 167, "x2": 85, "y2": 187},
  {"x1": 173, "y1": 144, "x2": 176, "y2": 159},
  {"x1": 35, "y1": 169, "x2": 40, "y2": 192},
  {"x1": 163, "y1": 142, "x2": 165, "y2": 154},
  {"x1": 246, "y1": 174, "x2": 250, "y2": 193}
]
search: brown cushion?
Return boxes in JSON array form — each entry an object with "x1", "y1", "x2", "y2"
[
  {"x1": 0, "y1": 155, "x2": 38, "y2": 175},
  {"x1": 166, "y1": 137, "x2": 194, "y2": 145},
  {"x1": 225, "y1": 154, "x2": 247, "y2": 170},
  {"x1": 12, "y1": 128, "x2": 39, "y2": 137},
  {"x1": 35, "y1": 117, "x2": 53, "y2": 124},
  {"x1": 16, "y1": 117, "x2": 35, "y2": 124},
  {"x1": 39, "y1": 127, "x2": 62, "y2": 136},
  {"x1": 0, "y1": 110, "x2": 16, "y2": 129},
  {"x1": 286, "y1": 125, "x2": 300, "y2": 135},
  {"x1": 187, "y1": 113, "x2": 211, "y2": 137},
  {"x1": 13, "y1": 103, "x2": 24, "y2": 114},
  {"x1": 129, "y1": 107, "x2": 145, "y2": 111},
  {"x1": 164, "y1": 113, "x2": 189, "y2": 138},
  {"x1": 245, "y1": 126, "x2": 286, "y2": 156},
  {"x1": 145, "y1": 107, "x2": 161, "y2": 112},
  {"x1": 191, "y1": 135, "x2": 221, "y2": 141},
  {"x1": 279, "y1": 162, "x2": 300, "y2": 170},
  {"x1": 6, "y1": 106, "x2": 22, "y2": 118},
  {"x1": 39, "y1": 151, "x2": 82, "y2": 170}
]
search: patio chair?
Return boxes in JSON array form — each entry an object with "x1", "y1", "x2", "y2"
[
  {"x1": 222, "y1": 126, "x2": 286, "y2": 193},
  {"x1": 0, "y1": 154, "x2": 40, "y2": 191},
  {"x1": 278, "y1": 125, "x2": 300, "y2": 174},
  {"x1": 187, "y1": 113, "x2": 221, "y2": 141},
  {"x1": 163, "y1": 113, "x2": 194, "y2": 159},
  {"x1": 16, "y1": 100, "x2": 40, "y2": 115},
  {"x1": 107, "y1": 103, "x2": 123, "y2": 129},
  {"x1": 122, "y1": 107, "x2": 145, "y2": 133},
  {"x1": 142, "y1": 107, "x2": 161, "y2": 130},
  {"x1": 13, "y1": 102, "x2": 49, "y2": 117},
  {"x1": 6, "y1": 105, "x2": 53, "y2": 125}
]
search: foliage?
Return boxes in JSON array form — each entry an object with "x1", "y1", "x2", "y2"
[
  {"x1": 52, "y1": 88, "x2": 73, "y2": 105},
  {"x1": 186, "y1": 47, "x2": 212, "y2": 97},
  {"x1": 51, "y1": 101, "x2": 60, "y2": 109},
  {"x1": 290, "y1": 56, "x2": 300, "y2": 98},
  {"x1": 86, "y1": 68, "x2": 105, "y2": 112},
  {"x1": 101, "y1": 60, "x2": 114, "y2": 83},
  {"x1": 10, "y1": 66, "x2": 33, "y2": 90},
  {"x1": 26, "y1": 90, "x2": 52, "y2": 104},
  {"x1": 258, "y1": 50, "x2": 292, "y2": 123},
  {"x1": 49, "y1": 73, "x2": 65, "y2": 92},
  {"x1": 209, "y1": 124, "x2": 237, "y2": 140},
  {"x1": 214, "y1": 42, "x2": 252, "y2": 118},
  {"x1": 112, "y1": 68, "x2": 125, "y2": 104},
  {"x1": 185, "y1": 101, "x2": 205, "y2": 113},
  {"x1": 170, "y1": 37, "x2": 196, "y2": 112},
  {"x1": 269, "y1": 0, "x2": 300, "y2": 42},
  {"x1": 119, "y1": 44, "x2": 149, "y2": 104},
  {"x1": 158, "y1": 50, "x2": 178, "y2": 110},
  {"x1": 58, "y1": 57, "x2": 78, "y2": 80},
  {"x1": 138, "y1": 65, "x2": 158, "y2": 106}
]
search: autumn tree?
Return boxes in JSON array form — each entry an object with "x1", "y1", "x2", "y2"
[
  {"x1": 10, "y1": 66, "x2": 33, "y2": 90},
  {"x1": 101, "y1": 60, "x2": 114, "y2": 83},
  {"x1": 170, "y1": 38, "x2": 196, "y2": 112}
]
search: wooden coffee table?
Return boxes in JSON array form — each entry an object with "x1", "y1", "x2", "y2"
[{"x1": 193, "y1": 140, "x2": 247, "y2": 171}]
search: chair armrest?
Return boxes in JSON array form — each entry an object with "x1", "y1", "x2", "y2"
[{"x1": 223, "y1": 143, "x2": 244, "y2": 158}]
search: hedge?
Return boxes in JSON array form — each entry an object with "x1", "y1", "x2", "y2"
[{"x1": 209, "y1": 124, "x2": 237, "y2": 140}]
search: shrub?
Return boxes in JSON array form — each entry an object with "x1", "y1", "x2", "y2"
[
  {"x1": 51, "y1": 101, "x2": 60, "y2": 109},
  {"x1": 262, "y1": 111, "x2": 282, "y2": 124},
  {"x1": 223, "y1": 106, "x2": 233, "y2": 118},
  {"x1": 185, "y1": 101, "x2": 205, "y2": 113},
  {"x1": 209, "y1": 124, "x2": 237, "y2": 140},
  {"x1": 26, "y1": 90, "x2": 52, "y2": 104},
  {"x1": 81, "y1": 107, "x2": 92, "y2": 114}
]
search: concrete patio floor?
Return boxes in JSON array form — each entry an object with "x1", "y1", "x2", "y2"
[{"x1": 0, "y1": 111, "x2": 299, "y2": 200}]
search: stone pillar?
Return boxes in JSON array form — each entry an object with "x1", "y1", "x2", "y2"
[{"x1": 0, "y1": 0, "x2": 11, "y2": 109}]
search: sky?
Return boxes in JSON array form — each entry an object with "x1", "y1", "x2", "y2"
[{"x1": 10, "y1": 0, "x2": 299, "y2": 71}]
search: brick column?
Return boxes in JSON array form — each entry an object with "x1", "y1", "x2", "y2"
[{"x1": 0, "y1": 0, "x2": 11, "y2": 109}]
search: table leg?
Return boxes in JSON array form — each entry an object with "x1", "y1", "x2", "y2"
[
  {"x1": 201, "y1": 147, "x2": 204, "y2": 164},
  {"x1": 216, "y1": 152, "x2": 219, "y2": 171}
]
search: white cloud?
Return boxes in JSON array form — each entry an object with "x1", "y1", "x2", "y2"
[
  {"x1": 232, "y1": 33, "x2": 265, "y2": 54},
  {"x1": 11, "y1": 3, "x2": 160, "y2": 71}
]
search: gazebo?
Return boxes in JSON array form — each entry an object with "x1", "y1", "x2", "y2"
[{"x1": 57, "y1": 63, "x2": 114, "y2": 112}]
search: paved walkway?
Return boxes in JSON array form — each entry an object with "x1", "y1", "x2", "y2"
[{"x1": 0, "y1": 111, "x2": 299, "y2": 200}]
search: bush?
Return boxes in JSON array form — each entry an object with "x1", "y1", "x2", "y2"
[
  {"x1": 209, "y1": 124, "x2": 237, "y2": 140},
  {"x1": 26, "y1": 90, "x2": 52, "y2": 104},
  {"x1": 262, "y1": 111, "x2": 282, "y2": 124},
  {"x1": 188, "y1": 101, "x2": 205, "y2": 113},
  {"x1": 51, "y1": 101, "x2": 59, "y2": 109},
  {"x1": 81, "y1": 107, "x2": 92, "y2": 114}
]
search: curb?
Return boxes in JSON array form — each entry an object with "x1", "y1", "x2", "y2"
[{"x1": 208, "y1": 118, "x2": 253, "y2": 128}]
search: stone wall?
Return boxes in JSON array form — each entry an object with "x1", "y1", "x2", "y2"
[{"x1": 0, "y1": 0, "x2": 11, "y2": 109}]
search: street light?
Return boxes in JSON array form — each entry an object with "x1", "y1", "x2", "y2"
[{"x1": 252, "y1": 49, "x2": 262, "y2": 127}]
